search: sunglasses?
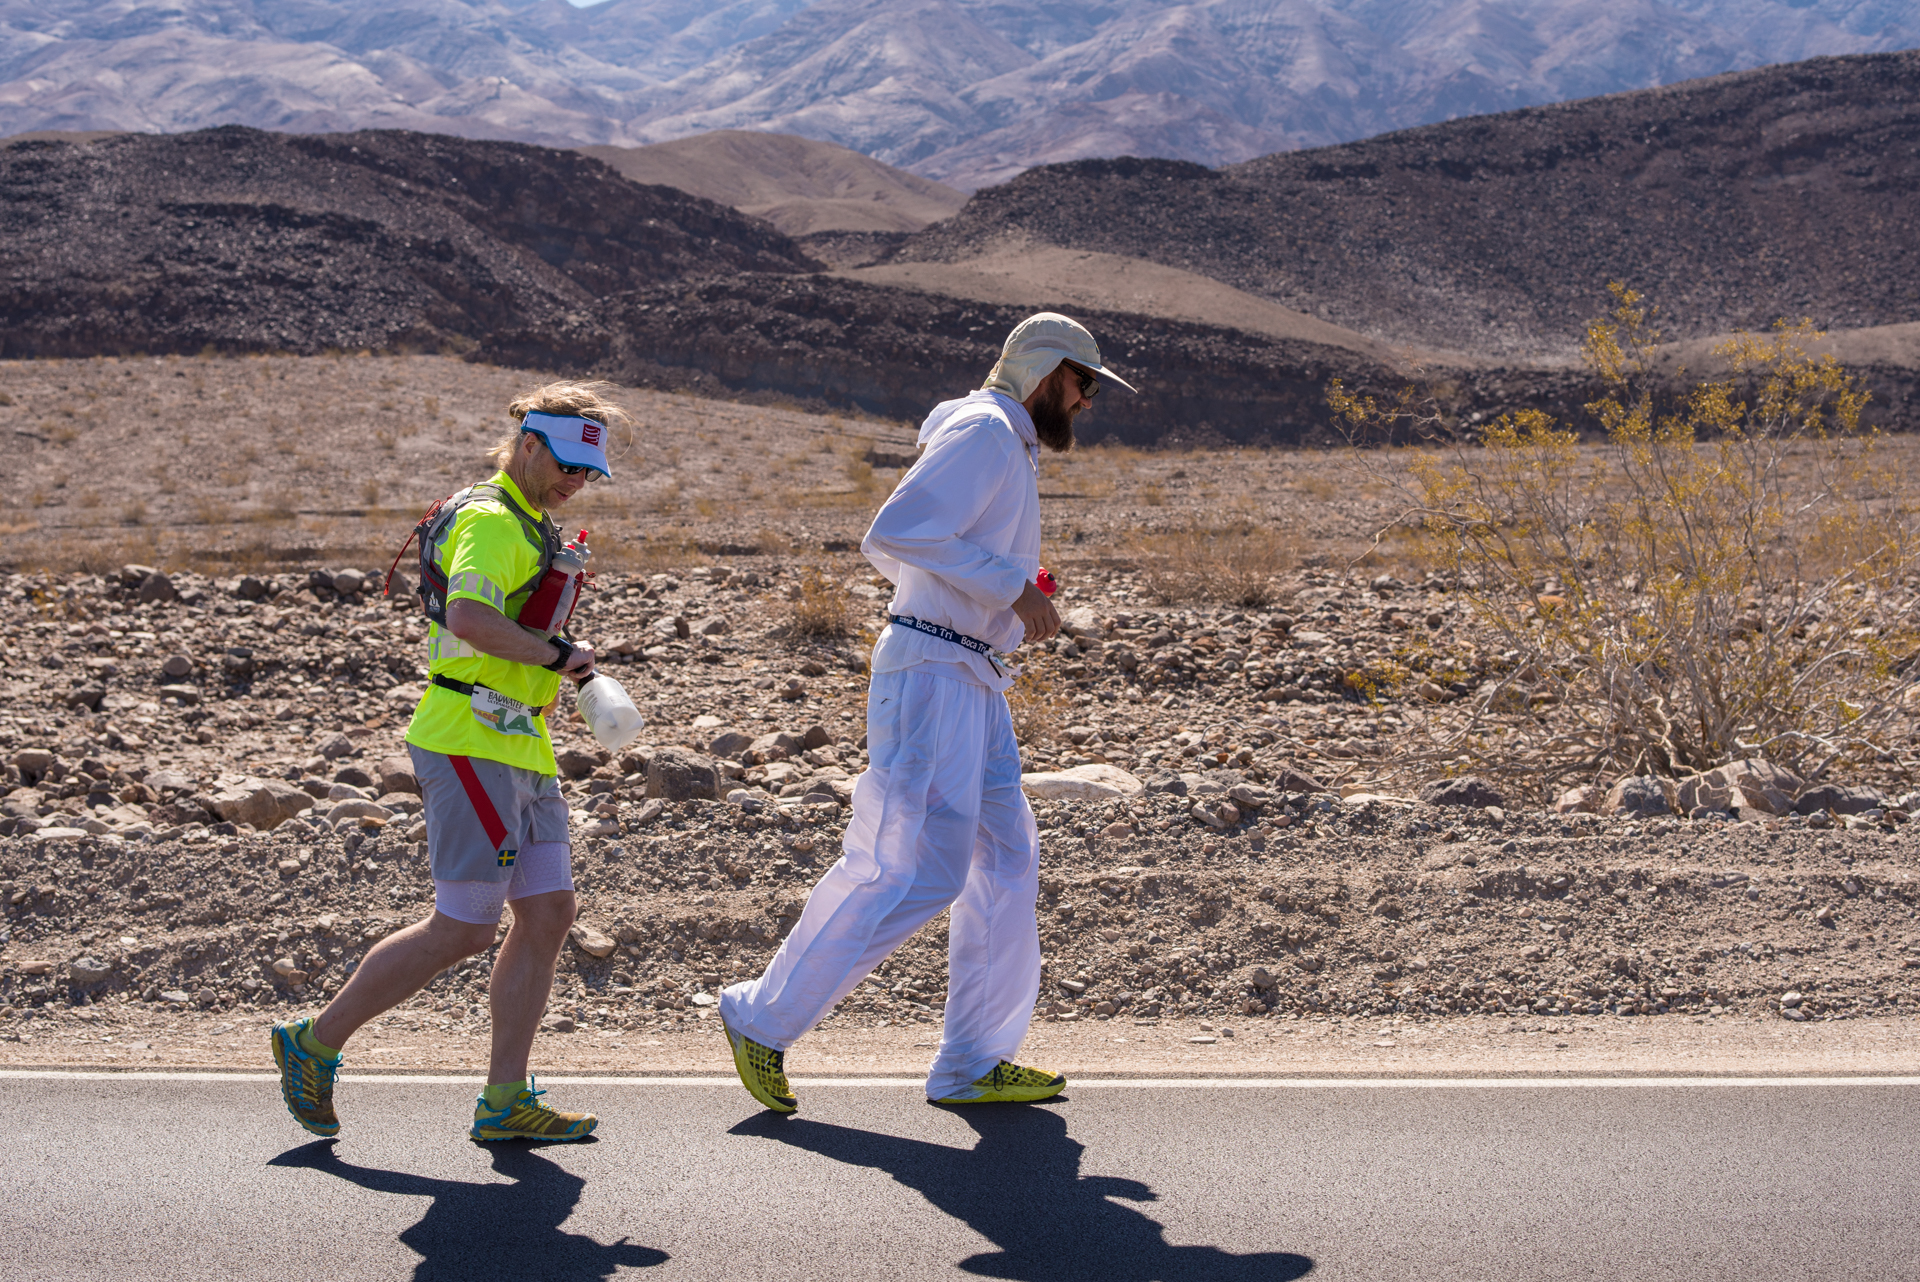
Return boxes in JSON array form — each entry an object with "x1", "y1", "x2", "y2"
[
  {"x1": 526, "y1": 429, "x2": 602, "y2": 481},
  {"x1": 1064, "y1": 363, "x2": 1101, "y2": 400}
]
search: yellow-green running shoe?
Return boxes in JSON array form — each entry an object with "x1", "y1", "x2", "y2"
[
  {"x1": 934, "y1": 1061, "x2": 1066, "y2": 1104},
  {"x1": 723, "y1": 1018, "x2": 796, "y2": 1113},
  {"x1": 470, "y1": 1075, "x2": 598, "y2": 1142},
  {"x1": 271, "y1": 1017, "x2": 341, "y2": 1137}
]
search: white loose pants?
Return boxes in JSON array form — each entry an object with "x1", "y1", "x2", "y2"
[{"x1": 719, "y1": 664, "x2": 1042, "y2": 1099}]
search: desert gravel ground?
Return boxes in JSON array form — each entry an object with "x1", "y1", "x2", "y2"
[{"x1": 1, "y1": 356, "x2": 1917, "y2": 1075}]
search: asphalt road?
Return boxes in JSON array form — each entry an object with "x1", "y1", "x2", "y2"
[{"x1": 2, "y1": 1074, "x2": 1917, "y2": 1281}]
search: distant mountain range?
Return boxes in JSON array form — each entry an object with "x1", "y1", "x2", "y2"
[
  {"x1": 7, "y1": 53, "x2": 1916, "y2": 444},
  {"x1": 3, "y1": 0, "x2": 1915, "y2": 188}
]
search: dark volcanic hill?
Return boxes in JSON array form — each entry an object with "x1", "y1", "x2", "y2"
[
  {"x1": 0, "y1": 127, "x2": 816, "y2": 359},
  {"x1": 897, "y1": 52, "x2": 1920, "y2": 356}
]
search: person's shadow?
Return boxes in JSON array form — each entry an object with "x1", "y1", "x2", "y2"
[
  {"x1": 731, "y1": 1105, "x2": 1313, "y2": 1280},
  {"x1": 269, "y1": 1140, "x2": 667, "y2": 1280}
]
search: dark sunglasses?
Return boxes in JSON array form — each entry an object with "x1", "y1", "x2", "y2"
[
  {"x1": 1064, "y1": 362, "x2": 1101, "y2": 400},
  {"x1": 526, "y1": 429, "x2": 602, "y2": 481}
]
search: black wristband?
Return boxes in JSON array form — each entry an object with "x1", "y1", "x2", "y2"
[{"x1": 542, "y1": 636, "x2": 574, "y2": 672}]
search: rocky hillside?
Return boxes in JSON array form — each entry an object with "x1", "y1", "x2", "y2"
[
  {"x1": 566, "y1": 273, "x2": 1615, "y2": 446},
  {"x1": 580, "y1": 130, "x2": 967, "y2": 235},
  {"x1": 0, "y1": 126, "x2": 816, "y2": 359},
  {"x1": 2, "y1": 0, "x2": 1912, "y2": 188},
  {"x1": 894, "y1": 52, "x2": 1920, "y2": 355}
]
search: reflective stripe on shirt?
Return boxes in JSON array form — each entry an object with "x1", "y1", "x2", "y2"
[{"x1": 446, "y1": 570, "x2": 506, "y2": 612}]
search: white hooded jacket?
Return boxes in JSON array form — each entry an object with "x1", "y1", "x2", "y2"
[{"x1": 862, "y1": 390, "x2": 1041, "y2": 692}]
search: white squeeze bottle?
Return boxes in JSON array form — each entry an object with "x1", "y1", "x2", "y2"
[{"x1": 576, "y1": 672, "x2": 645, "y2": 753}]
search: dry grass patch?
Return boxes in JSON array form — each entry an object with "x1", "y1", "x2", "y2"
[
  {"x1": 785, "y1": 563, "x2": 859, "y2": 638},
  {"x1": 1131, "y1": 523, "x2": 1297, "y2": 608}
]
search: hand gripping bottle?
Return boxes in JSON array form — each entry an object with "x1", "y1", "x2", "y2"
[
  {"x1": 1036, "y1": 567, "x2": 1058, "y2": 597},
  {"x1": 576, "y1": 672, "x2": 645, "y2": 753},
  {"x1": 518, "y1": 530, "x2": 591, "y2": 637}
]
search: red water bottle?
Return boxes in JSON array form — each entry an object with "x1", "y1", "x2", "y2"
[
  {"x1": 517, "y1": 530, "x2": 591, "y2": 636},
  {"x1": 1036, "y1": 567, "x2": 1057, "y2": 597}
]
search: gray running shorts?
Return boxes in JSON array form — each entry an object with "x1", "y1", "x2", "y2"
[{"x1": 407, "y1": 744, "x2": 569, "y2": 883}]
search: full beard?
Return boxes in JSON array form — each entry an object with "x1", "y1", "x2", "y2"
[{"x1": 1032, "y1": 382, "x2": 1076, "y2": 453}]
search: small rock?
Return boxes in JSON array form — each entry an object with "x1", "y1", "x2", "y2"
[
  {"x1": 1794, "y1": 784, "x2": 1885, "y2": 817},
  {"x1": 316, "y1": 733, "x2": 354, "y2": 760},
  {"x1": 1419, "y1": 776, "x2": 1507, "y2": 809},
  {"x1": 376, "y1": 756, "x2": 420, "y2": 796},
  {"x1": 333, "y1": 765, "x2": 374, "y2": 788},
  {"x1": 1097, "y1": 821, "x2": 1134, "y2": 839},
  {"x1": 19, "y1": 961, "x2": 55, "y2": 976},
  {"x1": 555, "y1": 746, "x2": 602, "y2": 780},
  {"x1": 1780, "y1": 991, "x2": 1803, "y2": 1009},
  {"x1": 1604, "y1": 775, "x2": 1675, "y2": 818},
  {"x1": 749, "y1": 731, "x2": 803, "y2": 762},
  {"x1": 159, "y1": 990, "x2": 191, "y2": 1004},
  {"x1": 208, "y1": 778, "x2": 315, "y2": 831},
  {"x1": 1190, "y1": 798, "x2": 1241, "y2": 829},
  {"x1": 137, "y1": 572, "x2": 177, "y2": 604},
  {"x1": 778, "y1": 677, "x2": 808, "y2": 701},
  {"x1": 693, "y1": 615, "x2": 730, "y2": 636},
  {"x1": 272, "y1": 957, "x2": 299, "y2": 976},
  {"x1": 158, "y1": 685, "x2": 201, "y2": 706},
  {"x1": 1061, "y1": 606, "x2": 1106, "y2": 639},
  {"x1": 1021, "y1": 764, "x2": 1144, "y2": 802},
  {"x1": 569, "y1": 924, "x2": 617, "y2": 958},
  {"x1": 160, "y1": 654, "x2": 193, "y2": 679},
  {"x1": 544, "y1": 1015, "x2": 577, "y2": 1033},
  {"x1": 13, "y1": 749, "x2": 55, "y2": 784},
  {"x1": 324, "y1": 799, "x2": 393, "y2": 825},
  {"x1": 709, "y1": 730, "x2": 755, "y2": 758},
  {"x1": 1188, "y1": 1035, "x2": 1217, "y2": 1044},
  {"x1": 1227, "y1": 783, "x2": 1269, "y2": 810},
  {"x1": 1272, "y1": 766, "x2": 1327, "y2": 794},
  {"x1": 1248, "y1": 966, "x2": 1277, "y2": 990},
  {"x1": 646, "y1": 748, "x2": 720, "y2": 802},
  {"x1": 1553, "y1": 785, "x2": 1601, "y2": 815},
  {"x1": 69, "y1": 957, "x2": 113, "y2": 984},
  {"x1": 331, "y1": 569, "x2": 366, "y2": 595}
]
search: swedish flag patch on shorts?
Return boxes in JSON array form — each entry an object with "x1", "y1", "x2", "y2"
[{"x1": 498, "y1": 848, "x2": 517, "y2": 868}]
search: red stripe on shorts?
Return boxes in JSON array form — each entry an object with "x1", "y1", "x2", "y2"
[{"x1": 447, "y1": 754, "x2": 510, "y2": 852}]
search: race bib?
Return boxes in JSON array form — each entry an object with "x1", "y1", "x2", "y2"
[{"x1": 470, "y1": 686, "x2": 541, "y2": 737}]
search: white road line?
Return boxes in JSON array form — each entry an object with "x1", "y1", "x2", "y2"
[{"x1": 4, "y1": 1070, "x2": 1919, "y2": 1087}]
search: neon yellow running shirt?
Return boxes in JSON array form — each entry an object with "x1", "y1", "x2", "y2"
[{"x1": 404, "y1": 472, "x2": 562, "y2": 774}]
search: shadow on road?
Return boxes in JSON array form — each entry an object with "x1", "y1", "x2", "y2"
[
  {"x1": 730, "y1": 1102, "x2": 1313, "y2": 1280},
  {"x1": 269, "y1": 1139, "x2": 667, "y2": 1279}
]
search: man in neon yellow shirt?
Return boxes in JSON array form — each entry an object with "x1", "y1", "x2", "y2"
[{"x1": 271, "y1": 382, "x2": 624, "y2": 1143}]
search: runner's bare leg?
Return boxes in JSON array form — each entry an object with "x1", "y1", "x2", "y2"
[
  {"x1": 312, "y1": 912, "x2": 494, "y2": 1050},
  {"x1": 487, "y1": 888, "x2": 577, "y2": 1085}
]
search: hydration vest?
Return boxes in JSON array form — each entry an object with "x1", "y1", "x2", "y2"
[{"x1": 385, "y1": 482, "x2": 564, "y2": 631}]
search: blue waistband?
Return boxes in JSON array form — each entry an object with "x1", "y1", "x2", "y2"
[{"x1": 887, "y1": 614, "x2": 1003, "y2": 668}]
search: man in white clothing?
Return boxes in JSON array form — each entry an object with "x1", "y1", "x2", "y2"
[{"x1": 719, "y1": 312, "x2": 1136, "y2": 1110}]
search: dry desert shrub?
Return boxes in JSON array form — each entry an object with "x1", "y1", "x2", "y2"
[
  {"x1": 1005, "y1": 665, "x2": 1071, "y2": 747},
  {"x1": 1132, "y1": 523, "x2": 1296, "y2": 608},
  {"x1": 1333, "y1": 283, "x2": 1919, "y2": 787},
  {"x1": 786, "y1": 563, "x2": 858, "y2": 638}
]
